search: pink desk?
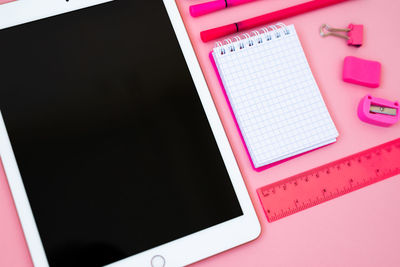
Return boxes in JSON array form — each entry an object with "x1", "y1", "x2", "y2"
[{"x1": 1, "y1": 0, "x2": 399, "y2": 266}]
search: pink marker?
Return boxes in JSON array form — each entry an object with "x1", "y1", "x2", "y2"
[
  {"x1": 201, "y1": 0, "x2": 350, "y2": 42},
  {"x1": 190, "y1": 0, "x2": 256, "y2": 17}
]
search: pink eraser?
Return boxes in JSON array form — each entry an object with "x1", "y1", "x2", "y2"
[
  {"x1": 358, "y1": 95, "x2": 399, "y2": 127},
  {"x1": 190, "y1": 0, "x2": 226, "y2": 17},
  {"x1": 347, "y1": 24, "x2": 363, "y2": 46},
  {"x1": 343, "y1": 56, "x2": 381, "y2": 88}
]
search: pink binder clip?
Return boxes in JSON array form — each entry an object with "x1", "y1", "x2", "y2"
[
  {"x1": 320, "y1": 23, "x2": 363, "y2": 46},
  {"x1": 358, "y1": 95, "x2": 399, "y2": 127}
]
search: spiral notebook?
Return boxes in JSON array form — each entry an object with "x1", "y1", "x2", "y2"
[{"x1": 210, "y1": 24, "x2": 338, "y2": 171}]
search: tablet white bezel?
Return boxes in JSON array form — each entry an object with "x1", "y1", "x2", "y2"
[
  {"x1": 0, "y1": 0, "x2": 113, "y2": 30},
  {"x1": 0, "y1": 0, "x2": 261, "y2": 266}
]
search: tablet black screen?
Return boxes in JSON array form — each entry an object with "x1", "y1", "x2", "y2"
[{"x1": 0, "y1": 2, "x2": 242, "y2": 266}]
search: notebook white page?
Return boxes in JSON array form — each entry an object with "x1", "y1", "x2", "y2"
[{"x1": 213, "y1": 24, "x2": 338, "y2": 168}]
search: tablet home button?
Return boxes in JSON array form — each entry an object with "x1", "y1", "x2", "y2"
[{"x1": 151, "y1": 255, "x2": 165, "y2": 267}]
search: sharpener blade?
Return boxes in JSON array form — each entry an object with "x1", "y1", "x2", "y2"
[{"x1": 370, "y1": 105, "x2": 397, "y2": 116}]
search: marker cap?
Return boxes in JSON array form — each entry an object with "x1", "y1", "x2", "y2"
[
  {"x1": 190, "y1": 0, "x2": 226, "y2": 17},
  {"x1": 201, "y1": 23, "x2": 237, "y2": 42}
]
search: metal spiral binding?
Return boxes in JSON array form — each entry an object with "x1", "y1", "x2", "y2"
[{"x1": 216, "y1": 23, "x2": 291, "y2": 55}]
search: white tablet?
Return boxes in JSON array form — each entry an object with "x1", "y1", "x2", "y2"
[{"x1": 0, "y1": 1, "x2": 261, "y2": 267}]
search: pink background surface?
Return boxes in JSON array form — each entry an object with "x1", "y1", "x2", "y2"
[
  {"x1": 1, "y1": 0, "x2": 399, "y2": 266},
  {"x1": 0, "y1": 0, "x2": 16, "y2": 5}
]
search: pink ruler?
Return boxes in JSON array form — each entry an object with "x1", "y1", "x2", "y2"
[{"x1": 257, "y1": 138, "x2": 400, "y2": 222}]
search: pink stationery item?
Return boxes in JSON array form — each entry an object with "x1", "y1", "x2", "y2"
[
  {"x1": 209, "y1": 52, "x2": 330, "y2": 171},
  {"x1": 320, "y1": 23, "x2": 363, "y2": 46},
  {"x1": 343, "y1": 56, "x2": 381, "y2": 88},
  {"x1": 200, "y1": 0, "x2": 350, "y2": 42},
  {"x1": 257, "y1": 138, "x2": 400, "y2": 222},
  {"x1": 358, "y1": 95, "x2": 399, "y2": 127},
  {"x1": 190, "y1": 0, "x2": 256, "y2": 17},
  {"x1": 209, "y1": 24, "x2": 338, "y2": 171}
]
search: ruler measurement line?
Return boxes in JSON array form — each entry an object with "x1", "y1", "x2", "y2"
[{"x1": 257, "y1": 138, "x2": 400, "y2": 222}]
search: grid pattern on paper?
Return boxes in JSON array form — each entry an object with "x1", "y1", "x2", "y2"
[{"x1": 213, "y1": 25, "x2": 338, "y2": 168}]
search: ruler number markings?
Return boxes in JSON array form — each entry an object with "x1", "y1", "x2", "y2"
[{"x1": 257, "y1": 139, "x2": 400, "y2": 222}]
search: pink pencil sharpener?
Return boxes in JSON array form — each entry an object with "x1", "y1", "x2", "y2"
[{"x1": 358, "y1": 95, "x2": 399, "y2": 127}]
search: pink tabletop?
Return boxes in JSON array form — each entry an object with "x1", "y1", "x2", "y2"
[
  {"x1": 175, "y1": 0, "x2": 400, "y2": 266},
  {"x1": 1, "y1": 0, "x2": 400, "y2": 266},
  {"x1": 0, "y1": 0, "x2": 17, "y2": 5}
]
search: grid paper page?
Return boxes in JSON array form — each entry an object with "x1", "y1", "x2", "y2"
[{"x1": 213, "y1": 25, "x2": 338, "y2": 168}]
